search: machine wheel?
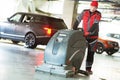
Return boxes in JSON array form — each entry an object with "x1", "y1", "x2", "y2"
[
  {"x1": 106, "y1": 51, "x2": 114, "y2": 55},
  {"x1": 24, "y1": 33, "x2": 37, "y2": 49},
  {"x1": 12, "y1": 40, "x2": 19, "y2": 44},
  {"x1": 96, "y1": 43, "x2": 104, "y2": 54}
]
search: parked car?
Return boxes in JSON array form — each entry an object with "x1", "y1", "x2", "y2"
[
  {"x1": 107, "y1": 33, "x2": 120, "y2": 40},
  {"x1": 96, "y1": 38, "x2": 119, "y2": 55},
  {"x1": 0, "y1": 12, "x2": 67, "y2": 48}
]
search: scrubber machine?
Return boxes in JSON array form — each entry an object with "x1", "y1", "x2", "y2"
[{"x1": 35, "y1": 29, "x2": 87, "y2": 77}]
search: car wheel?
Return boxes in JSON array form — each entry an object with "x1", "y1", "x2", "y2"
[
  {"x1": 12, "y1": 40, "x2": 19, "y2": 44},
  {"x1": 106, "y1": 51, "x2": 114, "y2": 55},
  {"x1": 25, "y1": 33, "x2": 37, "y2": 49},
  {"x1": 95, "y1": 43, "x2": 104, "y2": 54}
]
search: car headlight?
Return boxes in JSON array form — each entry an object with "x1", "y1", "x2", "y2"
[
  {"x1": 108, "y1": 41, "x2": 118, "y2": 46},
  {"x1": 107, "y1": 41, "x2": 113, "y2": 45}
]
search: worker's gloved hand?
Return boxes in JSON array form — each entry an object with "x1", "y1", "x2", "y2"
[{"x1": 84, "y1": 32, "x2": 90, "y2": 37}]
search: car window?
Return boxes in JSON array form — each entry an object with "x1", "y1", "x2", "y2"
[
  {"x1": 49, "y1": 19, "x2": 67, "y2": 29},
  {"x1": 113, "y1": 34, "x2": 120, "y2": 39},
  {"x1": 33, "y1": 17, "x2": 42, "y2": 23},
  {"x1": 107, "y1": 33, "x2": 120, "y2": 40},
  {"x1": 30, "y1": 16, "x2": 47, "y2": 23},
  {"x1": 23, "y1": 15, "x2": 33, "y2": 23},
  {"x1": 9, "y1": 14, "x2": 22, "y2": 23}
]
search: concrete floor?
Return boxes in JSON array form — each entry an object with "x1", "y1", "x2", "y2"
[{"x1": 0, "y1": 40, "x2": 120, "y2": 80}]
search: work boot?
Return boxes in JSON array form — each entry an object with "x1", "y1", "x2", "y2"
[
  {"x1": 86, "y1": 69, "x2": 93, "y2": 74},
  {"x1": 86, "y1": 67, "x2": 93, "y2": 74}
]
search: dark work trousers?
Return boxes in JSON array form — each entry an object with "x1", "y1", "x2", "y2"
[{"x1": 86, "y1": 38, "x2": 97, "y2": 70}]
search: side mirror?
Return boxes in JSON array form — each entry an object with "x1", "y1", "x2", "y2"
[
  {"x1": 7, "y1": 18, "x2": 14, "y2": 22},
  {"x1": 7, "y1": 18, "x2": 10, "y2": 22}
]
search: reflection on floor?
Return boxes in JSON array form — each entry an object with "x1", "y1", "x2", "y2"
[{"x1": 0, "y1": 41, "x2": 120, "y2": 80}]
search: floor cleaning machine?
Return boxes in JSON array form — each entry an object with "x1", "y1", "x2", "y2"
[{"x1": 35, "y1": 29, "x2": 88, "y2": 77}]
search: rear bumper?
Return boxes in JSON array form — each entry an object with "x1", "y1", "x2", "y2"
[{"x1": 36, "y1": 37, "x2": 51, "y2": 45}]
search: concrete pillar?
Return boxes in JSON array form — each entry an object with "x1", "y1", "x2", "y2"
[
  {"x1": 62, "y1": 0, "x2": 78, "y2": 29},
  {"x1": 15, "y1": 0, "x2": 35, "y2": 13},
  {"x1": 28, "y1": 0, "x2": 36, "y2": 13}
]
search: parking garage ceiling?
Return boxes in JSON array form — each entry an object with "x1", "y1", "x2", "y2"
[{"x1": 0, "y1": 0, "x2": 120, "y2": 21}]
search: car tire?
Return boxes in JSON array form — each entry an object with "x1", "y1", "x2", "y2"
[
  {"x1": 24, "y1": 33, "x2": 37, "y2": 49},
  {"x1": 106, "y1": 51, "x2": 114, "y2": 55},
  {"x1": 12, "y1": 40, "x2": 19, "y2": 44},
  {"x1": 96, "y1": 42, "x2": 104, "y2": 54}
]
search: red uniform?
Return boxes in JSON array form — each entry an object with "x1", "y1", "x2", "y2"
[{"x1": 73, "y1": 9, "x2": 101, "y2": 39}]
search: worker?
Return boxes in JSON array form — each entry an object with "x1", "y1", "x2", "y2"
[{"x1": 72, "y1": 0, "x2": 101, "y2": 74}]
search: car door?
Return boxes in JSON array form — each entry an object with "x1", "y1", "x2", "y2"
[
  {"x1": 0, "y1": 19, "x2": 16, "y2": 38},
  {"x1": 1, "y1": 13, "x2": 23, "y2": 39},
  {"x1": 14, "y1": 15, "x2": 33, "y2": 40}
]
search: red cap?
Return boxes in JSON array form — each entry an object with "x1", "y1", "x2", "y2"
[{"x1": 90, "y1": 1, "x2": 98, "y2": 7}]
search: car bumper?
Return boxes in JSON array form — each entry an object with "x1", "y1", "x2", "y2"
[
  {"x1": 105, "y1": 47, "x2": 119, "y2": 53},
  {"x1": 36, "y1": 36, "x2": 51, "y2": 45}
]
